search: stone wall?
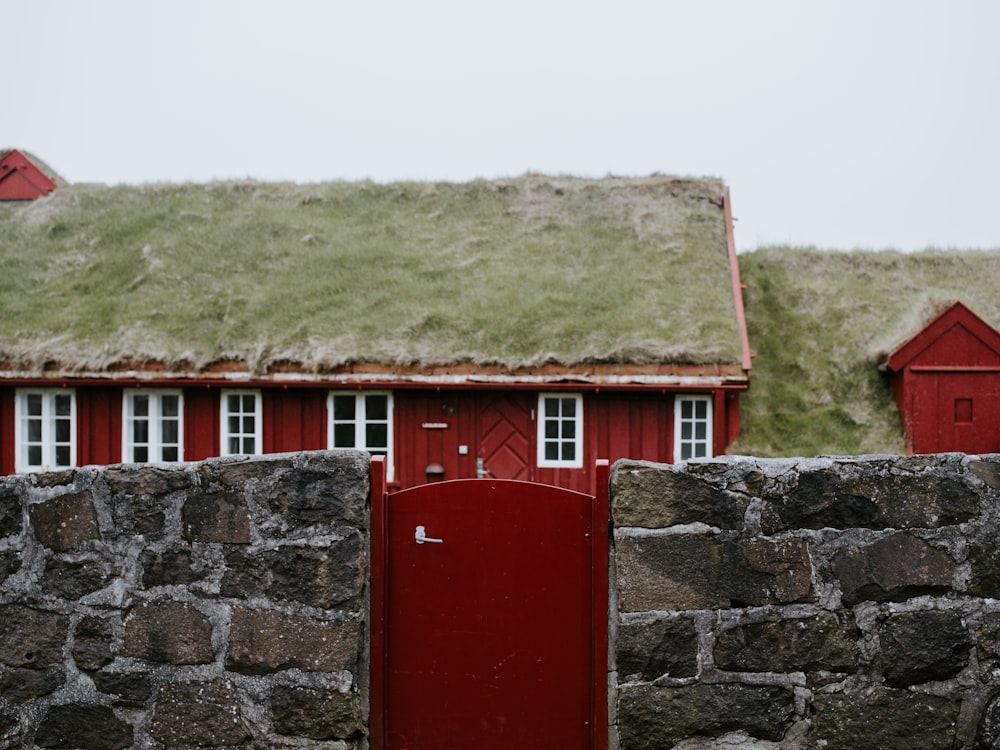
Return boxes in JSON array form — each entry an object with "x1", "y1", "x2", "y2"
[
  {"x1": 611, "y1": 454, "x2": 1000, "y2": 749},
  {"x1": 0, "y1": 451, "x2": 369, "y2": 749}
]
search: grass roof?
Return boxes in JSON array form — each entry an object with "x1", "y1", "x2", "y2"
[
  {"x1": 0, "y1": 175, "x2": 740, "y2": 374},
  {"x1": 735, "y1": 245, "x2": 1000, "y2": 457}
]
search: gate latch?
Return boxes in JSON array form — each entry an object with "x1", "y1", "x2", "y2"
[{"x1": 415, "y1": 525, "x2": 444, "y2": 544}]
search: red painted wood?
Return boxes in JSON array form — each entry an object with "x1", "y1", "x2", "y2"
[
  {"x1": 369, "y1": 456, "x2": 389, "y2": 749},
  {"x1": 0, "y1": 151, "x2": 56, "y2": 201},
  {"x1": 262, "y1": 389, "x2": 325, "y2": 453},
  {"x1": 0, "y1": 388, "x2": 14, "y2": 475},
  {"x1": 78, "y1": 387, "x2": 121, "y2": 467},
  {"x1": 477, "y1": 392, "x2": 534, "y2": 481},
  {"x1": 183, "y1": 389, "x2": 219, "y2": 461},
  {"x1": 886, "y1": 302, "x2": 1000, "y2": 454},
  {"x1": 382, "y1": 476, "x2": 605, "y2": 749}
]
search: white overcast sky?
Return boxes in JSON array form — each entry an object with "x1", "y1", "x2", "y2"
[{"x1": 5, "y1": 0, "x2": 999, "y2": 252}]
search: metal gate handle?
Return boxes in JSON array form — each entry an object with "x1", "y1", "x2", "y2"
[{"x1": 415, "y1": 525, "x2": 443, "y2": 544}]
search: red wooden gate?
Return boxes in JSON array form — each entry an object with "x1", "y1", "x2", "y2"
[{"x1": 370, "y1": 457, "x2": 609, "y2": 750}]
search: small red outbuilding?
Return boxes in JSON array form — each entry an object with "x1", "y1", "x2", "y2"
[
  {"x1": 0, "y1": 150, "x2": 57, "y2": 200},
  {"x1": 883, "y1": 301, "x2": 1000, "y2": 455}
]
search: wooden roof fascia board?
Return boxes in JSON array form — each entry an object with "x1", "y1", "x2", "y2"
[
  {"x1": 885, "y1": 301, "x2": 1000, "y2": 372},
  {"x1": 724, "y1": 188, "x2": 753, "y2": 373}
]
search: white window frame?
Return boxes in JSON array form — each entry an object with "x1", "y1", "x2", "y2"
[
  {"x1": 220, "y1": 389, "x2": 262, "y2": 456},
  {"x1": 15, "y1": 389, "x2": 77, "y2": 473},
  {"x1": 327, "y1": 391, "x2": 395, "y2": 481},
  {"x1": 674, "y1": 394, "x2": 713, "y2": 462},
  {"x1": 123, "y1": 389, "x2": 184, "y2": 463},
  {"x1": 537, "y1": 393, "x2": 584, "y2": 469}
]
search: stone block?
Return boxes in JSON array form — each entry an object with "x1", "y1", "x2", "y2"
[
  {"x1": 611, "y1": 460, "x2": 747, "y2": 529},
  {"x1": 0, "y1": 606, "x2": 69, "y2": 668},
  {"x1": 35, "y1": 704, "x2": 133, "y2": 750},
  {"x1": 761, "y1": 462, "x2": 980, "y2": 533},
  {"x1": 150, "y1": 679, "x2": 252, "y2": 746},
  {"x1": 808, "y1": 688, "x2": 960, "y2": 748},
  {"x1": 830, "y1": 533, "x2": 954, "y2": 606},
  {"x1": 714, "y1": 612, "x2": 858, "y2": 674},
  {"x1": 268, "y1": 454, "x2": 369, "y2": 530},
  {"x1": 123, "y1": 601, "x2": 213, "y2": 665},
  {"x1": 880, "y1": 610, "x2": 972, "y2": 687},
  {"x1": 104, "y1": 464, "x2": 193, "y2": 496},
  {"x1": 0, "y1": 550, "x2": 21, "y2": 585},
  {"x1": 72, "y1": 614, "x2": 115, "y2": 672},
  {"x1": 141, "y1": 548, "x2": 203, "y2": 588},
  {"x1": 222, "y1": 535, "x2": 364, "y2": 609},
  {"x1": 977, "y1": 611, "x2": 1000, "y2": 660},
  {"x1": 967, "y1": 543, "x2": 1000, "y2": 598},
  {"x1": 616, "y1": 533, "x2": 813, "y2": 612},
  {"x1": 271, "y1": 685, "x2": 363, "y2": 740},
  {"x1": 617, "y1": 683, "x2": 795, "y2": 747},
  {"x1": 181, "y1": 490, "x2": 250, "y2": 543},
  {"x1": 215, "y1": 455, "x2": 296, "y2": 487},
  {"x1": 110, "y1": 493, "x2": 166, "y2": 539},
  {"x1": 616, "y1": 614, "x2": 698, "y2": 682},
  {"x1": 0, "y1": 667, "x2": 65, "y2": 702},
  {"x1": 29, "y1": 491, "x2": 99, "y2": 552},
  {"x1": 0, "y1": 484, "x2": 21, "y2": 537},
  {"x1": 725, "y1": 537, "x2": 814, "y2": 607},
  {"x1": 226, "y1": 607, "x2": 359, "y2": 674},
  {"x1": 976, "y1": 692, "x2": 1000, "y2": 748},
  {"x1": 93, "y1": 671, "x2": 151, "y2": 706},
  {"x1": 42, "y1": 558, "x2": 109, "y2": 600}
]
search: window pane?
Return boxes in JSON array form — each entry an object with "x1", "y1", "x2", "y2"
[
  {"x1": 27, "y1": 394, "x2": 42, "y2": 416},
  {"x1": 55, "y1": 419, "x2": 71, "y2": 443},
  {"x1": 228, "y1": 416, "x2": 241, "y2": 434},
  {"x1": 28, "y1": 420, "x2": 42, "y2": 442},
  {"x1": 55, "y1": 445, "x2": 70, "y2": 467},
  {"x1": 681, "y1": 423, "x2": 692, "y2": 440},
  {"x1": 241, "y1": 395, "x2": 255, "y2": 412},
  {"x1": 681, "y1": 444, "x2": 693, "y2": 460},
  {"x1": 162, "y1": 421, "x2": 179, "y2": 444},
  {"x1": 561, "y1": 398, "x2": 575, "y2": 418},
  {"x1": 695, "y1": 400, "x2": 708, "y2": 419},
  {"x1": 365, "y1": 395, "x2": 388, "y2": 420},
  {"x1": 228, "y1": 437, "x2": 241, "y2": 454},
  {"x1": 242, "y1": 416, "x2": 255, "y2": 434},
  {"x1": 333, "y1": 396, "x2": 355, "y2": 420},
  {"x1": 545, "y1": 421, "x2": 559, "y2": 439},
  {"x1": 133, "y1": 421, "x2": 149, "y2": 444},
  {"x1": 695, "y1": 423, "x2": 706, "y2": 440},
  {"x1": 134, "y1": 446, "x2": 149, "y2": 463},
  {"x1": 162, "y1": 446, "x2": 179, "y2": 462},
  {"x1": 227, "y1": 395, "x2": 242, "y2": 412},
  {"x1": 681, "y1": 400, "x2": 693, "y2": 419},
  {"x1": 563, "y1": 420, "x2": 575, "y2": 439},
  {"x1": 132, "y1": 395, "x2": 149, "y2": 417},
  {"x1": 561, "y1": 443, "x2": 575, "y2": 461},
  {"x1": 544, "y1": 398, "x2": 558, "y2": 416},
  {"x1": 54, "y1": 394, "x2": 72, "y2": 416},
  {"x1": 334, "y1": 423, "x2": 355, "y2": 447},
  {"x1": 241, "y1": 437, "x2": 256, "y2": 454},
  {"x1": 366, "y1": 424, "x2": 388, "y2": 449},
  {"x1": 545, "y1": 442, "x2": 559, "y2": 461},
  {"x1": 161, "y1": 396, "x2": 179, "y2": 417},
  {"x1": 28, "y1": 445, "x2": 41, "y2": 466}
]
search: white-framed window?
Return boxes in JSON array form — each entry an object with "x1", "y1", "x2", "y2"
[
  {"x1": 537, "y1": 393, "x2": 583, "y2": 468},
  {"x1": 328, "y1": 391, "x2": 394, "y2": 481},
  {"x1": 123, "y1": 390, "x2": 183, "y2": 463},
  {"x1": 674, "y1": 395, "x2": 713, "y2": 462},
  {"x1": 15, "y1": 389, "x2": 76, "y2": 473},
  {"x1": 220, "y1": 390, "x2": 262, "y2": 456}
]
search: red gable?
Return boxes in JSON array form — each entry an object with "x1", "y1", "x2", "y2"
[
  {"x1": 885, "y1": 301, "x2": 1000, "y2": 373},
  {"x1": 0, "y1": 150, "x2": 57, "y2": 200}
]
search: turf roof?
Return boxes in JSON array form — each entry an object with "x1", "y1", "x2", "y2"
[{"x1": 0, "y1": 174, "x2": 741, "y2": 374}]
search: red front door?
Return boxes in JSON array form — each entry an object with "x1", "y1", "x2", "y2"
[
  {"x1": 370, "y1": 460, "x2": 609, "y2": 749},
  {"x1": 477, "y1": 392, "x2": 534, "y2": 481}
]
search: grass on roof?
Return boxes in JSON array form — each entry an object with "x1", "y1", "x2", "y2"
[
  {"x1": 0, "y1": 176, "x2": 738, "y2": 372},
  {"x1": 734, "y1": 245, "x2": 1000, "y2": 457}
]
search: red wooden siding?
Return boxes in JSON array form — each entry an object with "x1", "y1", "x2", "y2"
[
  {"x1": 78, "y1": 388, "x2": 122, "y2": 467},
  {"x1": 184, "y1": 389, "x2": 220, "y2": 462},
  {"x1": 0, "y1": 389, "x2": 13, "y2": 475},
  {"x1": 0, "y1": 151, "x2": 57, "y2": 201},
  {"x1": 263, "y1": 390, "x2": 326, "y2": 454}
]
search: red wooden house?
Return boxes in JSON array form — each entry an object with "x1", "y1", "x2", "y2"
[
  {"x1": 0, "y1": 150, "x2": 57, "y2": 201},
  {"x1": 882, "y1": 301, "x2": 1000, "y2": 455},
  {"x1": 0, "y1": 172, "x2": 751, "y2": 491}
]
